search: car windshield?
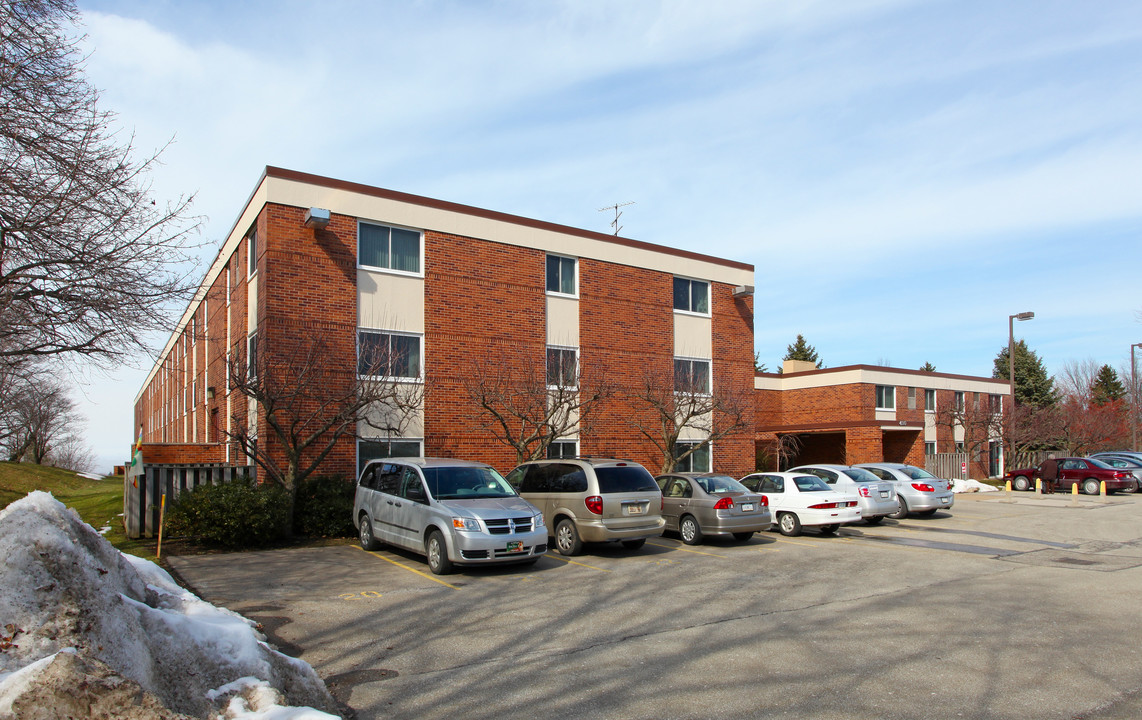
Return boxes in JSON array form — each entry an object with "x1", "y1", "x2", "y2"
[
  {"x1": 1087, "y1": 458, "x2": 1113, "y2": 469},
  {"x1": 423, "y1": 466, "x2": 518, "y2": 500},
  {"x1": 793, "y1": 475, "x2": 830, "y2": 492},
  {"x1": 697, "y1": 475, "x2": 749, "y2": 494},
  {"x1": 899, "y1": 466, "x2": 937, "y2": 480},
  {"x1": 595, "y1": 465, "x2": 659, "y2": 493},
  {"x1": 841, "y1": 467, "x2": 880, "y2": 483}
]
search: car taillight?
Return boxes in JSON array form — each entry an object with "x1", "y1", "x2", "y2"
[
  {"x1": 759, "y1": 495, "x2": 769, "y2": 507},
  {"x1": 844, "y1": 501, "x2": 858, "y2": 507},
  {"x1": 713, "y1": 497, "x2": 734, "y2": 510},
  {"x1": 911, "y1": 483, "x2": 935, "y2": 492},
  {"x1": 858, "y1": 486, "x2": 871, "y2": 497},
  {"x1": 585, "y1": 496, "x2": 603, "y2": 515},
  {"x1": 809, "y1": 502, "x2": 839, "y2": 509}
]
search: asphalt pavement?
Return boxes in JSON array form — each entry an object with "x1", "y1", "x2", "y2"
[{"x1": 167, "y1": 490, "x2": 1142, "y2": 719}]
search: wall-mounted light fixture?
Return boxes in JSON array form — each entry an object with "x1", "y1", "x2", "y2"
[
  {"x1": 732, "y1": 285, "x2": 755, "y2": 298},
  {"x1": 303, "y1": 207, "x2": 331, "y2": 230},
  {"x1": 206, "y1": 386, "x2": 216, "y2": 400}
]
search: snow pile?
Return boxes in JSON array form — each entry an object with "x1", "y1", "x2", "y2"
[
  {"x1": 951, "y1": 478, "x2": 999, "y2": 493},
  {"x1": 0, "y1": 492, "x2": 340, "y2": 719}
]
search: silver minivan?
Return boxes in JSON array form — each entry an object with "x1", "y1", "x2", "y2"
[
  {"x1": 354, "y1": 457, "x2": 547, "y2": 574},
  {"x1": 507, "y1": 457, "x2": 665, "y2": 556},
  {"x1": 789, "y1": 464, "x2": 900, "y2": 524}
]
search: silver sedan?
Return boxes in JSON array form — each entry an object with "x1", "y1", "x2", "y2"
[
  {"x1": 855, "y1": 463, "x2": 954, "y2": 518},
  {"x1": 655, "y1": 473, "x2": 772, "y2": 545}
]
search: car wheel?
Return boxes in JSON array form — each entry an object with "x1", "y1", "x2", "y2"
[
  {"x1": 865, "y1": 516, "x2": 884, "y2": 526},
  {"x1": 358, "y1": 516, "x2": 379, "y2": 550},
  {"x1": 621, "y1": 538, "x2": 646, "y2": 550},
  {"x1": 888, "y1": 496, "x2": 908, "y2": 520},
  {"x1": 818, "y1": 524, "x2": 839, "y2": 535},
  {"x1": 1013, "y1": 476, "x2": 1030, "y2": 492},
  {"x1": 917, "y1": 509, "x2": 937, "y2": 518},
  {"x1": 732, "y1": 532, "x2": 754, "y2": 542},
  {"x1": 777, "y1": 512, "x2": 802, "y2": 537},
  {"x1": 680, "y1": 515, "x2": 703, "y2": 545},
  {"x1": 425, "y1": 530, "x2": 453, "y2": 575},
  {"x1": 555, "y1": 518, "x2": 584, "y2": 556},
  {"x1": 1083, "y1": 478, "x2": 1100, "y2": 496}
]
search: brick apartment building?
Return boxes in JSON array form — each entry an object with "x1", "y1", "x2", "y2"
[
  {"x1": 133, "y1": 167, "x2": 757, "y2": 479},
  {"x1": 755, "y1": 361, "x2": 1011, "y2": 478}
]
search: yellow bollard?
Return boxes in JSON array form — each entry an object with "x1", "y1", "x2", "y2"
[
  {"x1": 1101, "y1": 480, "x2": 1107, "y2": 497},
  {"x1": 1071, "y1": 482, "x2": 1078, "y2": 495},
  {"x1": 1035, "y1": 478, "x2": 1042, "y2": 494},
  {"x1": 1005, "y1": 480, "x2": 1012, "y2": 492}
]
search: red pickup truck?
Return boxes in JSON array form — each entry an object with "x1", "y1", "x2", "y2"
[{"x1": 1004, "y1": 457, "x2": 1137, "y2": 494}]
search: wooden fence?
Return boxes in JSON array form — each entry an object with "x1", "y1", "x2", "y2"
[
  {"x1": 123, "y1": 462, "x2": 254, "y2": 539},
  {"x1": 924, "y1": 453, "x2": 969, "y2": 480}
]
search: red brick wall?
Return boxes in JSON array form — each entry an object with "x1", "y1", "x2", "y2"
[
  {"x1": 710, "y1": 284, "x2": 755, "y2": 478},
  {"x1": 140, "y1": 443, "x2": 224, "y2": 465}
]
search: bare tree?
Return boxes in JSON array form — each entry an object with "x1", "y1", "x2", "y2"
[
  {"x1": 934, "y1": 394, "x2": 1002, "y2": 468},
  {"x1": 462, "y1": 345, "x2": 616, "y2": 464},
  {"x1": 1057, "y1": 358, "x2": 1101, "y2": 402},
  {"x1": 629, "y1": 363, "x2": 752, "y2": 474},
  {"x1": 226, "y1": 334, "x2": 423, "y2": 529},
  {"x1": 0, "y1": 0, "x2": 200, "y2": 367},
  {"x1": 1, "y1": 371, "x2": 80, "y2": 464}
]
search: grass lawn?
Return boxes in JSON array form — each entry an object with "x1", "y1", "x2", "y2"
[{"x1": 0, "y1": 461, "x2": 156, "y2": 558}]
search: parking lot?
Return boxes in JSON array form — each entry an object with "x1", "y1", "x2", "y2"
[{"x1": 168, "y1": 491, "x2": 1142, "y2": 720}]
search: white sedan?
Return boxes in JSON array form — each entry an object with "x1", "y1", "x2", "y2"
[{"x1": 740, "y1": 471, "x2": 862, "y2": 536}]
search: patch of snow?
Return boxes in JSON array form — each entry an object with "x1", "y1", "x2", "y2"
[
  {"x1": 0, "y1": 491, "x2": 339, "y2": 719},
  {"x1": 952, "y1": 478, "x2": 999, "y2": 493},
  {"x1": 76, "y1": 471, "x2": 104, "y2": 480}
]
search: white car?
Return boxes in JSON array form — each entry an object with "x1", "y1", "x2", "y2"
[
  {"x1": 789, "y1": 464, "x2": 900, "y2": 525},
  {"x1": 739, "y1": 471, "x2": 862, "y2": 536}
]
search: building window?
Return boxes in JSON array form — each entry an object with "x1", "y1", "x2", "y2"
[
  {"x1": 925, "y1": 441, "x2": 936, "y2": 455},
  {"x1": 546, "y1": 347, "x2": 578, "y2": 388},
  {"x1": 358, "y1": 330, "x2": 422, "y2": 379},
  {"x1": 875, "y1": 385, "x2": 895, "y2": 410},
  {"x1": 546, "y1": 254, "x2": 577, "y2": 296},
  {"x1": 247, "y1": 332, "x2": 258, "y2": 380},
  {"x1": 674, "y1": 358, "x2": 711, "y2": 394},
  {"x1": 358, "y1": 438, "x2": 423, "y2": 476},
  {"x1": 547, "y1": 440, "x2": 578, "y2": 459},
  {"x1": 955, "y1": 442, "x2": 965, "y2": 453},
  {"x1": 672, "y1": 277, "x2": 709, "y2": 315},
  {"x1": 907, "y1": 387, "x2": 916, "y2": 410},
  {"x1": 954, "y1": 391, "x2": 964, "y2": 411},
  {"x1": 247, "y1": 226, "x2": 257, "y2": 278},
  {"x1": 674, "y1": 441, "x2": 711, "y2": 472},
  {"x1": 358, "y1": 222, "x2": 421, "y2": 274},
  {"x1": 924, "y1": 389, "x2": 936, "y2": 412},
  {"x1": 990, "y1": 394, "x2": 1002, "y2": 414}
]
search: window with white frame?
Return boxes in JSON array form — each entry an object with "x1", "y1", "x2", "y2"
[
  {"x1": 990, "y1": 394, "x2": 1002, "y2": 414},
  {"x1": 358, "y1": 221, "x2": 421, "y2": 274},
  {"x1": 546, "y1": 346, "x2": 578, "y2": 388},
  {"x1": 547, "y1": 440, "x2": 578, "y2": 459},
  {"x1": 674, "y1": 358, "x2": 711, "y2": 394},
  {"x1": 924, "y1": 389, "x2": 936, "y2": 412},
  {"x1": 955, "y1": 441, "x2": 964, "y2": 453},
  {"x1": 247, "y1": 332, "x2": 258, "y2": 380},
  {"x1": 673, "y1": 441, "x2": 711, "y2": 472},
  {"x1": 358, "y1": 330, "x2": 422, "y2": 379},
  {"x1": 546, "y1": 254, "x2": 577, "y2": 296},
  {"x1": 954, "y1": 391, "x2": 964, "y2": 411},
  {"x1": 358, "y1": 438, "x2": 423, "y2": 475},
  {"x1": 247, "y1": 226, "x2": 257, "y2": 278},
  {"x1": 907, "y1": 387, "x2": 916, "y2": 409},
  {"x1": 925, "y1": 441, "x2": 936, "y2": 455},
  {"x1": 673, "y1": 277, "x2": 709, "y2": 314},
  {"x1": 875, "y1": 385, "x2": 895, "y2": 410}
]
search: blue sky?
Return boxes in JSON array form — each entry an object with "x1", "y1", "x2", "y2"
[{"x1": 71, "y1": 0, "x2": 1142, "y2": 471}]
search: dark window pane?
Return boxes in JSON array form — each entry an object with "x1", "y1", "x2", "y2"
[
  {"x1": 673, "y1": 277, "x2": 688, "y2": 311},
  {"x1": 692, "y1": 281, "x2": 708, "y2": 313},
  {"x1": 391, "y1": 334, "x2": 420, "y2": 378},
  {"x1": 559, "y1": 257, "x2": 575, "y2": 294},
  {"x1": 359, "y1": 223, "x2": 389, "y2": 268},
  {"x1": 390, "y1": 228, "x2": 420, "y2": 273},
  {"x1": 595, "y1": 466, "x2": 658, "y2": 493},
  {"x1": 546, "y1": 255, "x2": 560, "y2": 292}
]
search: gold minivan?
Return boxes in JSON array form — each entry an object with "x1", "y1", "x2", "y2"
[{"x1": 506, "y1": 457, "x2": 664, "y2": 556}]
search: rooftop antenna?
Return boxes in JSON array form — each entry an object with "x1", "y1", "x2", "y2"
[{"x1": 598, "y1": 201, "x2": 634, "y2": 236}]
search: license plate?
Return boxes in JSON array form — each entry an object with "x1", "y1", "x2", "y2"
[
  {"x1": 741, "y1": 503, "x2": 755, "y2": 512},
  {"x1": 506, "y1": 541, "x2": 523, "y2": 553},
  {"x1": 879, "y1": 491, "x2": 889, "y2": 498},
  {"x1": 940, "y1": 497, "x2": 950, "y2": 504},
  {"x1": 627, "y1": 504, "x2": 644, "y2": 515}
]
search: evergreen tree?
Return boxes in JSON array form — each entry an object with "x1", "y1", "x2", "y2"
[
  {"x1": 1091, "y1": 364, "x2": 1126, "y2": 406},
  {"x1": 993, "y1": 340, "x2": 1057, "y2": 407},
  {"x1": 783, "y1": 334, "x2": 821, "y2": 368},
  {"x1": 919, "y1": 362, "x2": 936, "y2": 372}
]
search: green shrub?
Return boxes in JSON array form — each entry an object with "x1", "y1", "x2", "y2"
[
  {"x1": 166, "y1": 478, "x2": 290, "y2": 548},
  {"x1": 293, "y1": 474, "x2": 355, "y2": 537}
]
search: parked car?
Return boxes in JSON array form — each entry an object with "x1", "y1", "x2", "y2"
[
  {"x1": 787, "y1": 464, "x2": 900, "y2": 524},
  {"x1": 654, "y1": 473, "x2": 771, "y2": 545},
  {"x1": 855, "y1": 463, "x2": 955, "y2": 518},
  {"x1": 506, "y1": 457, "x2": 665, "y2": 556},
  {"x1": 739, "y1": 471, "x2": 861, "y2": 536},
  {"x1": 354, "y1": 457, "x2": 548, "y2": 575},
  {"x1": 1090, "y1": 455, "x2": 1142, "y2": 492},
  {"x1": 1090, "y1": 451, "x2": 1142, "y2": 465},
  {"x1": 1003, "y1": 457, "x2": 1136, "y2": 494}
]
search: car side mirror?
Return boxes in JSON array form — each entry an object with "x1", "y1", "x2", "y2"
[{"x1": 407, "y1": 485, "x2": 428, "y2": 503}]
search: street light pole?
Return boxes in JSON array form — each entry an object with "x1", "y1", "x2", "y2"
[
  {"x1": 1006, "y1": 311, "x2": 1035, "y2": 476},
  {"x1": 1132, "y1": 343, "x2": 1142, "y2": 452}
]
